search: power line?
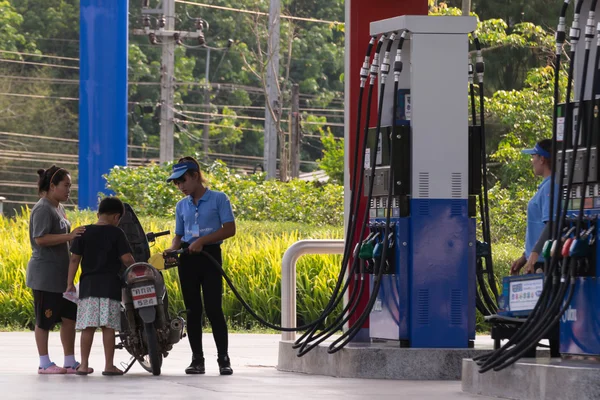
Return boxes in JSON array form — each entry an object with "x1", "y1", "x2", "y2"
[
  {"x1": 174, "y1": 108, "x2": 266, "y2": 121},
  {"x1": 21, "y1": 37, "x2": 344, "y2": 68},
  {"x1": 0, "y1": 50, "x2": 79, "y2": 62},
  {"x1": 0, "y1": 75, "x2": 79, "y2": 84},
  {"x1": 0, "y1": 131, "x2": 77, "y2": 143},
  {"x1": 300, "y1": 107, "x2": 344, "y2": 112},
  {"x1": 174, "y1": 122, "x2": 318, "y2": 165},
  {"x1": 174, "y1": 0, "x2": 344, "y2": 25},
  {"x1": 0, "y1": 179, "x2": 78, "y2": 190},
  {"x1": 175, "y1": 107, "x2": 344, "y2": 127},
  {"x1": 0, "y1": 92, "x2": 78, "y2": 101},
  {"x1": 0, "y1": 199, "x2": 77, "y2": 208},
  {"x1": 0, "y1": 191, "x2": 40, "y2": 198},
  {"x1": 0, "y1": 154, "x2": 158, "y2": 168},
  {"x1": 0, "y1": 58, "x2": 79, "y2": 70},
  {"x1": 180, "y1": 103, "x2": 276, "y2": 110},
  {"x1": 0, "y1": 164, "x2": 43, "y2": 172},
  {"x1": 178, "y1": 103, "x2": 344, "y2": 112},
  {"x1": 174, "y1": 118, "x2": 264, "y2": 132},
  {"x1": 0, "y1": 85, "x2": 341, "y2": 103},
  {"x1": 0, "y1": 149, "x2": 159, "y2": 165},
  {"x1": 0, "y1": 131, "x2": 159, "y2": 151}
]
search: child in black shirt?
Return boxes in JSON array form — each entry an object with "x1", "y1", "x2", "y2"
[{"x1": 66, "y1": 197, "x2": 135, "y2": 376}]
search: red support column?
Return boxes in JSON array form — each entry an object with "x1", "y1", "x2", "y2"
[{"x1": 345, "y1": 0, "x2": 428, "y2": 338}]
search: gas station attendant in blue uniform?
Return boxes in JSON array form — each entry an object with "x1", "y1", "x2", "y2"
[
  {"x1": 164, "y1": 156, "x2": 236, "y2": 375},
  {"x1": 511, "y1": 139, "x2": 558, "y2": 275}
]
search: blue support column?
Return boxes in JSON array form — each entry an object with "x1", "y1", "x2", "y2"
[{"x1": 79, "y1": 0, "x2": 128, "y2": 210}]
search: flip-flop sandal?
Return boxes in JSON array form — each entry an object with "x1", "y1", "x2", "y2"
[
  {"x1": 76, "y1": 370, "x2": 90, "y2": 376},
  {"x1": 67, "y1": 362, "x2": 94, "y2": 375},
  {"x1": 38, "y1": 363, "x2": 67, "y2": 375},
  {"x1": 102, "y1": 368, "x2": 124, "y2": 376}
]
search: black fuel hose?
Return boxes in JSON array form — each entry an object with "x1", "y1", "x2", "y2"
[
  {"x1": 475, "y1": 0, "x2": 573, "y2": 366},
  {"x1": 327, "y1": 32, "x2": 403, "y2": 354},
  {"x1": 293, "y1": 35, "x2": 384, "y2": 351},
  {"x1": 471, "y1": 33, "x2": 499, "y2": 315}
]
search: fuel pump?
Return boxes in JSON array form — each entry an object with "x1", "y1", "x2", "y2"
[{"x1": 355, "y1": 15, "x2": 479, "y2": 349}]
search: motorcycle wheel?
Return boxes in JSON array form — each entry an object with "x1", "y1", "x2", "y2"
[{"x1": 139, "y1": 322, "x2": 162, "y2": 376}]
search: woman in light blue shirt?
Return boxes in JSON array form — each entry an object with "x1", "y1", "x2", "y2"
[
  {"x1": 511, "y1": 139, "x2": 558, "y2": 275},
  {"x1": 164, "y1": 156, "x2": 236, "y2": 375}
]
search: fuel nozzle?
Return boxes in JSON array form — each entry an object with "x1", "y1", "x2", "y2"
[
  {"x1": 476, "y1": 241, "x2": 491, "y2": 258},
  {"x1": 359, "y1": 232, "x2": 379, "y2": 260},
  {"x1": 550, "y1": 239, "x2": 563, "y2": 259},
  {"x1": 542, "y1": 240, "x2": 553, "y2": 260},
  {"x1": 569, "y1": 237, "x2": 590, "y2": 257},
  {"x1": 562, "y1": 237, "x2": 575, "y2": 258}
]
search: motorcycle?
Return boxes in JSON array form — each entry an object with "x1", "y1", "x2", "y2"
[{"x1": 116, "y1": 203, "x2": 186, "y2": 376}]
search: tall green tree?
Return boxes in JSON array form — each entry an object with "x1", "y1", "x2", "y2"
[{"x1": 0, "y1": 1, "x2": 37, "y2": 54}]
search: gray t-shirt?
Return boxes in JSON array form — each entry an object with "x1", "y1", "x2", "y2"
[{"x1": 26, "y1": 198, "x2": 72, "y2": 293}]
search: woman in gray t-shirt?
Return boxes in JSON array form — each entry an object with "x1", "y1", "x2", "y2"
[{"x1": 26, "y1": 166, "x2": 88, "y2": 374}]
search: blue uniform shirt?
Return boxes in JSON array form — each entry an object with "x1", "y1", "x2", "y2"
[
  {"x1": 175, "y1": 189, "x2": 235, "y2": 244},
  {"x1": 525, "y1": 176, "x2": 558, "y2": 262}
]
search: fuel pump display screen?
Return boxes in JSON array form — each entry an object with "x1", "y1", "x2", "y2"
[{"x1": 508, "y1": 277, "x2": 544, "y2": 312}]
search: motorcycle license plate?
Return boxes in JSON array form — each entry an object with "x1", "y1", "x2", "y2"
[{"x1": 131, "y1": 285, "x2": 157, "y2": 309}]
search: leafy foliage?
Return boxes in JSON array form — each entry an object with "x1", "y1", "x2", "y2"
[
  {"x1": 487, "y1": 66, "x2": 566, "y2": 190},
  {"x1": 0, "y1": 0, "x2": 37, "y2": 54},
  {"x1": 104, "y1": 161, "x2": 344, "y2": 226},
  {"x1": 317, "y1": 130, "x2": 343, "y2": 184}
]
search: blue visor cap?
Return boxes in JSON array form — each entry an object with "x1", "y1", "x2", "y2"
[
  {"x1": 521, "y1": 144, "x2": 551, "y2": 159},
  {"x1": 166, "y1": 161, "x2": 199, "y2": 182}
]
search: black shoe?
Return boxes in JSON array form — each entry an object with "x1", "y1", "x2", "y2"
[
  {"x1": 218, "y1": 355, "x2": 233, "y2": 375},
  {"x1": 185, "y1": 355, "x2": 205, "y2": 375}
]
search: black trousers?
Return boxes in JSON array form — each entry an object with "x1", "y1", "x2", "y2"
[{"x1": 178, "y1": 245, "x2": 228, "y2": 358}]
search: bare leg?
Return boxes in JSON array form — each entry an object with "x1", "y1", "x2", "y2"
[
  {"x1": 34, "y1": 326, "x2": 50, "y2": 357},
  {"x1": 60, "y1": 318, "x2": 76, "y2": 356},
  {"x1": 79, "y1": 327, "x2": 95, "y2": 372},
  {"x1": 101, "y1": 327, "x2": 118, "y2": 372}
]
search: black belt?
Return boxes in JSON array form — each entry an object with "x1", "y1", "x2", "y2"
[{"x1": 181, "y1": 242, "x2": 220, "y2": 249}]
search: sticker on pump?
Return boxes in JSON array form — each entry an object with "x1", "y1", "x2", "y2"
[
  {"x1": 365, "y1": 149, "x2": 371, "y2": 168},
  {"x1": 557, "y1": 117, "x2": 564, "y2": 141}
]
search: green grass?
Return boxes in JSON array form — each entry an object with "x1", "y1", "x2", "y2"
[{"x1": 0, "y1": 210, "x2": 344, "y2": 330}]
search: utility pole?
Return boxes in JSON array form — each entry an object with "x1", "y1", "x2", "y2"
[
  {"x1": 290, "y1": 84, "x2": 300, "y2": 179},
  {"x1": 160, "y1": 0, "x2": 175, "y2": 164},
  {"x1": 133, "y1": 0, "x2": 204, "y2": 164},
  {"x1": 264, "y1": 0, "x2": 280, "y2": 179},
  {"x1": 462, "y1": 0, "x2": 471, "y2": 16},
  {"x1": 203, "y1": 48, "x2": 211, "y2": 162}
]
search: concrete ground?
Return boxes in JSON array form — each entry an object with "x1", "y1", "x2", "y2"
[{"x1": 0, "y1": 332, "x2": 498, "y2": 400}]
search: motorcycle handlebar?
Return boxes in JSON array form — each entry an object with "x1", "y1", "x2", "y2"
[{"x1": 146, "y1": 230, "x2": 171, "y2": 242}]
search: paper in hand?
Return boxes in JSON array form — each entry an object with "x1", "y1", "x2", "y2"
[{"x1": 63, "y1": 283, "x2": 80, "y2": 304}]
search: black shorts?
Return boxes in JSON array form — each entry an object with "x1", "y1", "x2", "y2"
[{"x1": 33, "y1": 290, "x2": 77, "y2": 330}]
